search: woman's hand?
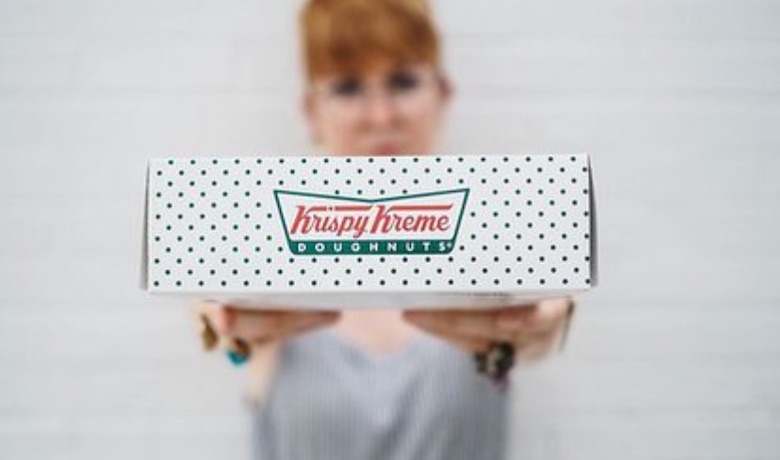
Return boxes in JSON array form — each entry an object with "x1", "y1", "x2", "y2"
[
  {"x1": 194, "y1": 300, "x2": 341, "y2": 355},
  {"x1": 402, "y1": 297, "x2": 575, "y2": 366},
  {"x1": 193, "y1": 301, "x2": 340, "y2": 406}
]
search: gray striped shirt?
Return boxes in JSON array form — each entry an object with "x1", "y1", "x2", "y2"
[{"x1": 251, "y1": 328, "x2": 510, "y2": 459}]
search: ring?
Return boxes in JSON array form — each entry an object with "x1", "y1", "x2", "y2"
[
  {"x1": 474, "y1": 340, "x2": 515, "y2": 388},
  {"x1": 198, "y1": 313, "x2": 251, "y2": 366},
  {"x1": 225, "y1": 338, "x2": 251, "y2": 367}
]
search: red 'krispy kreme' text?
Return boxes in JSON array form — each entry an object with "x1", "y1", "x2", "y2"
[
  {"x1": 371, "y1": 204, "x2": 450, "y2": 234},
  {"x1": 289, "y1": 203, "x2": 452, "y2": 239}
]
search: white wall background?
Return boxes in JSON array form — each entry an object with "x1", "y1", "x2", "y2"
[{"x1": 1, "y1": 0, "x2": 779, "y2": 459}]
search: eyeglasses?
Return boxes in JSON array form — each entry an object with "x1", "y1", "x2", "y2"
[{"x1": 309, "y1": 67, "x2": 442, "y2": 119}]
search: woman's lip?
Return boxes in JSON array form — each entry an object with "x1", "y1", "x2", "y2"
[{"x1": 370, "y1": 144, "x2": 401, "y2": 156}]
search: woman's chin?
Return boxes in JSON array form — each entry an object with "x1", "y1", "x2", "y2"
[
  {"x1": 369, "y1": 146, "x2": 416, "y2": 156},
  {"x1": 334, "y1": 145, "x2": 417, "y2": 156}
]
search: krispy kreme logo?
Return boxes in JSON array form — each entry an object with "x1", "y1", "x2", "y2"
[{"x1": 274, "y1": 189, "x2": 469, "y2": 255}]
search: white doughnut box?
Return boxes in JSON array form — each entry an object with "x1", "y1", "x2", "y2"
[{"x1": 140, "y1": 153, "x2": 598, "y2": 309}]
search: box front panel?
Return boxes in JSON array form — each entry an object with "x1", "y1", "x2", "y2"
[{"x1": 147, "y1": 154, "x2": 593, "y2": 295}]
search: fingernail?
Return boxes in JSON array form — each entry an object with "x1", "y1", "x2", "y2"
[{"x1": 199, "y1": 314, "x2": 218, "y2": 351}]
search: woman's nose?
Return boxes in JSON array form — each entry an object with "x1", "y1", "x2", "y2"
[{"x1": 363, "y1": 90, "x2": 398, "y2": 126}]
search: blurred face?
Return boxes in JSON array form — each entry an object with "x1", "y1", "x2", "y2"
[{"x1": 304, "y1": 59, "x2": 451, "y2": 156}]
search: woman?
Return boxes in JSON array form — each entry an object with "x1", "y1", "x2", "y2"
[{"x1": 197, "y1": 0, "x2": 576, "y2": 458}]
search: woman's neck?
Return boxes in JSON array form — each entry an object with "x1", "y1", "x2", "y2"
[{"x1": 331, "y1": 308, "x2": 422, "y2": 354}]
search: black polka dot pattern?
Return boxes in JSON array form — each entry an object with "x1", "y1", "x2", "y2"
[{"x1": 146, "y1": 154, "x2": 594, "y2": 293}]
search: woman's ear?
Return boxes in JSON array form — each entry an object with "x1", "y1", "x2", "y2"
[
  {"x1": 302, "y1": 89, "x2": 321, "y2": 144},
  {"x1": 438, "y1": 75, "x2": 454, "y2": 107}
]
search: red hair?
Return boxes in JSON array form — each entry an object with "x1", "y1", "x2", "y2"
[{"x1": 299, "y1": 0, "x2": 442, "y2": 80}]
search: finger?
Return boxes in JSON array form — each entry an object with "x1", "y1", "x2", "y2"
[
  {"x1": 198, "y1": 302, "x2": 337, "y2": 340},
  {"x1": 193, "y1": 299, "x2": 220, "y2": 325},
  {"x1": 270, "y1": 310, "x2": 340, "y2": 342},
  {"x1": 439, "y1": 334, "x2": 492, "y2": 355},
  {"x1": 409, "y1": 320, "x2": 492, "y2": 354},
  {"x1": 216, "y1": 310, "x2": 339, "y2": 355},
  {"x1": 195, "y1": 300, "x2": 235, "y2": 336},
  {"x1": 403, "y1": 309, "x2": 505, "y2": 341},
  {"x1": 514, "y1": 328, "x2": 560, "y2": 365},
  {"x1": 265, "y1": 311, "x2": 341, "y2": 344},
  {"x1": 229, "y1": 309, "x2": 339, "y2": 343},
  {"x1": 512, "y1": 297, "x2": 573, "y2": 335},
  {"x1": 403, "y1": 306, "x2": 534, "y2": 342}
]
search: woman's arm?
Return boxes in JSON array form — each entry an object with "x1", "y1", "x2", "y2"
[
  {"x1": 195, "y1": 301, "x2": 341, "y2": 408},
  {"x1": 245, "y1": 341, "x2": 283, "y2": 408}
]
